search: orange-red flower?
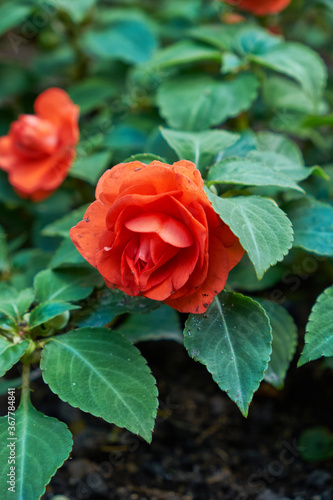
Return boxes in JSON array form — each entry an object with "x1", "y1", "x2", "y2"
[
  {"x1": 70, "y1": 160, "x2": 244, "y2": 314},
  {"x1": 0, "y1": 88, "x2": 79, "y2": 201},
  {"x1": 224, "y1": 0, "x2": 291, "y2": 16}
]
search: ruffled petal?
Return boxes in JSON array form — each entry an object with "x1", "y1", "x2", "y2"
[{"x1": 70, "y1": 201, "x2": 109, "y2": 267}]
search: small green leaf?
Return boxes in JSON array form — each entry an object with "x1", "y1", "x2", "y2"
[
  {"x1": 29, "y1": 301, "x2": 79, "y2": 329},
  {"x1": 123, "y1": 153, "x2": 167, "y2": 164},
  {"x1": 42, "y1": 204, "x2": 90, "y2": 238},
  {"x1": 34, "y1": 268, "x2": 98, "y2": 303},
  {"x1": 184, "y1": 293, "x2": 272, "y2": 416},
  {"x1": 286, "y1": 197, "x2": 333, "y2": 256},
  {"x1": 160, "y1": 128, "x2": 239, "y2": 173},
  {"x1": 206, "y1": 192, "x2": 293, "y2": 279},
  {"x1": 0, "y1": 395, "x2": 73, "y2": 500},
  {"x1": 41, "y1": 328, "x2": 158, "y2": 442},
  {"x1": 298, "y1": 286, "x2": 333, "y2": 367},
  {"x1": 255, "y1": 299, "x2": 298, "y2": 389},
  {"x1": 69, "y1": 150, "x2": 112, "y2": 185},
  {"x1": 0, "y1": 338, "x2": 29, "y2": 378},
  {"x1": 118, "y1": 305, "x2": 183, "y2": 344},
  {"x1": 208, "y1": 157, "x2": 304, "y2": 192},
  {"x1": 157, "y1": 73, "x2": 259, "y2": 131},
  {"x1": 16, "y1": 289, "x2": 35, "y2": 317},
  {"x1": 249, "y1": 43, "x2": 327, "y2": 106}
]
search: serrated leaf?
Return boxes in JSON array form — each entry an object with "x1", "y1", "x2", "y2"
[
  {"x1": 160, "y1": 128, "x2": 239, "y2": 173},
  {"x1": 206, "y1": 192, "x2": 293, "y2": 279},
  {"x1": 118, "y1": 305, "x2": 183, "y2": 344},
  {"x1": 255, "y1": 299, "x2": 298, "y2": 389},
  {"x1": 298, "y1": 286, "x2": 333, "y2": 366},
  {"x1": 184, "y1": 293, "x2": 272, "y2": 416},
  {"x1": 42, "y1": 204, "x2": 90, "y2": 238},
  {"x1": 157, "y1": 73, "x2": 259, "y2": 131},
  {"x1": 69, "y1": 150, "x2": 112, "y2": 185},
  {"x1": 0, "y1": 394, "x2": 72, "y2": 500},
  {"x1": 0, "y1": 338, "x2": 30, "y2": 378},
  {"x1": 249, "y1": 43, "x2": 327, "y2": 106},
  {"x1": 247, "y1": 151, "x2": 317, "y2": 182},
  {"x1": 41, "y1": 328, "x2": 158, "y2": 442},
  {"x1": 286, "y1": 198, "x2": 333, "y2": 256},
  {"x1": 207, "y1": 157, "x2": 304, "y2": 192},
  {"x1": 15, "y1": 289, "x2": 35, "y2": 317},
  {"x1": 34, "y1": 268, "x2": 98, "y2": 303},
  {"x1": 29, "y1": 301, "x2": 79, "y2": 329}
]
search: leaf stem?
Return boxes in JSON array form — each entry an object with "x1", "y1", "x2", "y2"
[{"x1": 21, "y1": 363, "x2": 31, "y2": 406}]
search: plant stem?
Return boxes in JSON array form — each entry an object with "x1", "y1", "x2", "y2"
[{"x1": 21, "y1": 363, "x2": 31, "y2": 406}]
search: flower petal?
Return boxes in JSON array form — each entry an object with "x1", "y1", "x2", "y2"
[{"x1": 125, "y1": 212, "x2": 193, "y2": 248}]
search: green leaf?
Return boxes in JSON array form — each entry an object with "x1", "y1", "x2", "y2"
[
  {"x1": 228, "y1": 255, "x2": 282, "y2": 292},
  {"x1": 298, "y1": 286, "x2": 333, "y2": 366},
  {"x1": 81, "y1": 20, "x2": 157, "y2": 64},
  {"x1": 16, "y1": 289, "x2": 35, "y2": 317},
  {"x1": 160, "y1": 128, "x2": 239, "y2": 173},
  {"x1": 247, "y1": 151, "x2": 318, "y2": 182},
  {"x1": 263, "y1": 76, "x2": 319, "y2": 114},
  {"x1": 118, "y1": 305, "x2": 183, "y2": 344},
  {"x1": 255, "y1": 299, "x2": 298, "y2": 389},
  {"x1": 49, "y1": 238, "x2": 86, "y2": 268},
  {"x1": 255, "y1": 132, "x2": 304, "y2": 166},
  {"x1": 34, "y1": 268, "x2": 98, "y2": 303},
  {"x1": 249, "y1": 43, "x2": 327, "y2": 106},
  {"x1": 0, "y1": 395, "x2": 72, "y2": 500},
  {"x1": 140, "y1": 40, "x2": 221, "y2": 71},
  {"x1": 207, "y1": 157, "x2": 304, "y2": 192},
  {"x1": 184, "y1": 293, "x2": 272, "y2": 416},
  {"x1": 41, "y1": 204, "x2": 90, "y2": 238},
  {"x1": 286, "y1": 198, "x2": 333, "y2": 256},
  {"x1": 41, "y1": 328, "x2": 158, "y2": 442},
  {"x1": 72, "y1": 288, "x2": 160, "y2": 328},
  {"x1": 55, "y1": 0, "x2": 96, "y2": 23},
  {"x1": 157, "y1": 73, "x2": 259, "y2": 131},
  {"x1": 0, "y1": 3, "x2": 31, "y2": 36},
  {"x1": 0, "y1": 338, "x2": 29, "y2": 378},
  {"x1": 29, "y1": 301, "x2": 79, "y2": 329},
  {"x1": 123, "y1": 153, "x2": 167, "y2": 164},
  {"x1": 69, "y1": 150, "x2": 112, "y2": 185},
  {"x1": 206, "y1": 192, "x2": 293, "y2": 279},
  {"x1": 68, "y1": 77, "x2": 119, "y2": 115}
]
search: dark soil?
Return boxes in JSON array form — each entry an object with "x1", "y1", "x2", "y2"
[{"x1": 28, "y1": 340, "x2": 333, "y2": 500}]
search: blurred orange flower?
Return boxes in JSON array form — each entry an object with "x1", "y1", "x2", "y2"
[
  {"x1": 224, "y1": 0, "x2": 291, "y2": 16},
  {"x1": 0, "y1": 88, "x2": 79, "y2": 201}
]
